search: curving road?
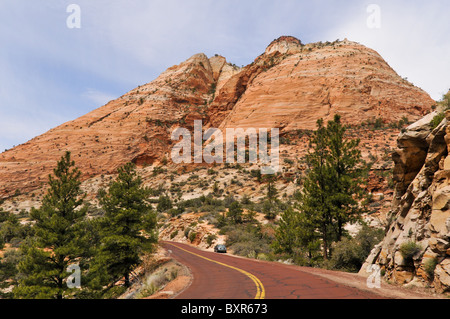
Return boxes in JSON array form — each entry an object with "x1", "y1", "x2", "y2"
[{"x1": 162, "y1": 241, "x2": 385, "y2": 299}]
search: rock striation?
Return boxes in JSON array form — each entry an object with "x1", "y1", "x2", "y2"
[{"x1": 0, "y1": 36, "x2": 434, "y2": 199}]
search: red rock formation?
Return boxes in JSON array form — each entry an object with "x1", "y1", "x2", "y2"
[
  {"x1": 0, "y1": 36, "x2": 435, "y2": 198},
  {"x1": 211, "y1": 37, "x2": 433, "y2": 133}
]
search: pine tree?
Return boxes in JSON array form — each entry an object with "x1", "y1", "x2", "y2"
[
  {"x1": 273, "y1": 206, "x2": 321, "y2": 266},
  {"x1": 299, "y1": 119, "x2": 335, "y2": 260},
  {"x1": 157, "y1": 194, "x2": 173, "y2": 213},
  {"x1": 298, "y1": 116, "x2": 366, "y2": 260},
  {"x1": 0, "y1": 249, "x2": 21, "y2": 299},
  {"x1": 273, "y1": 207, "x2": 300, "y2": 255},
  {"x1": 14, "y1": 151, "x2": 87, "y2": 299},
  {"x1": 326, "y1": 115, "x2": 366, "y2": 241},
  {"x1": 93, "y1": 163, "x2": 157, "y2": 295},
  {"x1": 262, "y1": 174, "x2": 279, "y2": 220},
  {"x1": 227, "y1": 201, "x2": 243, "y2": 224}
]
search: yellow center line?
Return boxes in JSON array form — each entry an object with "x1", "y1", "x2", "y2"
[{"x1": 166, "y1": 242, "x2": 266, "y2": 300}]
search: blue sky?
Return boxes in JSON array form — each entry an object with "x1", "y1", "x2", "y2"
[{"x1": 1, "y1": 0, "x2": 449, "y2": 152}]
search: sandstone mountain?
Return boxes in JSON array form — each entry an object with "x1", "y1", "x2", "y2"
[{"x1": 0, "y1": 36, "x2": 434, "y2": 201}]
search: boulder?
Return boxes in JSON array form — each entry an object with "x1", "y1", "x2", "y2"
[{"x1": 434, "y1": 258, "x2": 450, "y2": 293}]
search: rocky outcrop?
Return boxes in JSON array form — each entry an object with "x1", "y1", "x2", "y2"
[
  {"x1": 212, "y1": 37, "x2": 433, "y2": 133},
  {"x1": 159, "y1": 213, "x2": 226, "y2": 251},
  {"x1": 0, "y1": 53, "x2": 225, "y2": 198},
  {"x1": 361, "y1": 109, "x2": 450, "y2": 293},
  {"x1": 0, "y1": 36, "x2": 434, "y2": 199}
]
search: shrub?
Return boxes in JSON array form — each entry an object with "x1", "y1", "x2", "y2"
[
  {"x1": 189, "y1": 231, "x2": 197, "y2": 243},
  {"x1": 240, "y1": 194, "x2": 252, "y2": 205},
  {"x1": 184, "y1": 227, "x2": 192, "y2": 238},
  {"x1": 399, "y1": 241, "x2": 422, "y2": 261},
  {"x1": 224, "y1": 224, "x2": 272, "y2": 258},
  {"x1": 374, "y1": 118, "x2": 384, "y2": 129},
  {"x1": 227, "y1": 201, "x2": 243, "y2": 224},
  {"x1": 430, "y1": 113, "x2": 445, "y2": 129},
  {"x1": 328, "y1": 238, "x2": 362, "y2": 272},
  {"x1": 328, "y1": 225, "x2": 384, "y2": 272},
  {"x1": 423, "y1": 257, "x2": 438, "y2": 278},
  {"x1": 230, "y1": 241, "x2": 260, "y2": 258},
  {"x1": 206, "y1": 234, "x2": 217, "y2": 247},
  {"x1": 167, "y1": 207, "x2": 183, "y2": 217},
  {"x1": 157, "y1": 195, "x2": 173, "y2": 213}
]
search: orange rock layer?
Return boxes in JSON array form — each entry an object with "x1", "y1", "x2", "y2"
[{"x1": 0, "y1": 36, "x2": 434, "y2": 198}]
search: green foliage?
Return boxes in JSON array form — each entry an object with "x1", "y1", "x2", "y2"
[
  {"x1": 374, "y1": 117, "x2": 384, "y2": 129},
  {"x1": 262, "y1": 200, "x2": 278, "y2": 220},
  {"x1": 189, "y1": 231, "x2": 197, "y2": 243},
  {"x1": 297, "y1": 115, "x2": 366, "y2": 260},
  {"x1": 240, "y1": 194, "x2": 252, "y2": 205},
  {"x1": 157, "y1": 195, "x2": 173, "y2": 213},
  {"x1": 250, "y1": 169, "x2": 262, "y2": 183},
  {"x1": 224, "y1": 224, "x2": 272, "y2": 259},
  {"x1": 184, "y1": 227, "x2": 192, "y2": 239},
  {"x1": 176, "y1": 194, "x2": 225, "y2": 215},
  {"x1": 264, "y1": 175, "x2": 278, "y2": 201},
  {"x1": 170, "y1": 230, "x2": 178, "y2": 239},
  {"x1": 430, "y1": 92, "x2": 450, "y2": 129},
  {"x1": 327, "y1": 224, "x2": 384, "y2": 272},
  {"x1": 438, "y1": 91, "x2": 450, "y2": 109},
  {"x1": 14, "y1": 152, "x2": 88, "y2": 299},
  {"x1": 227, "y1": 201, "x2": 243, "y2": 224},
  {"x1": 272, "y1": 207, "x2": 301, "y2": 255},
  {"x1": 431, "y1": 112, "x2": 445, "y2": 129},
  {"x1": 0, "y1": 209, "x2": 30, "y2": 247},
  {"x1": 399, "y1": 241, "x2": 422, "y2": 261},
  {"x1": 208, "y1": 82, "x2": 217, "y2": 95},
  {"x1": 94, "y1": 162, "x2": 158, "y2": 292},
  {"x1": 272, "y1": 207, "x2": 321, "y2": 266},
  {"x1": 205, "y1": 234, "x2": 217, "y2": 247},
  {"x1": 423, "y1": 257, "x2": 438, "y2": 278},
  {"x1": 0, "y1": 249, "x2": 22, "y2": 298}
]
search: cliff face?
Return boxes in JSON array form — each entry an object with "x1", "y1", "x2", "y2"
[
  {"x1": 0, "y1": 36, "x2": 434, "y2": 198},
  {"x1": 0, "y1": 53, "x2": 220, "y2": 197},
  {"x1": 361, "y1": 106, "x2": 450, "y2": 293},
  {"x1": 212, "y1": 38, "x2": 433, "y2": 133}
]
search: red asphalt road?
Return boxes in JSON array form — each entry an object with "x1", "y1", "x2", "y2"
[{"x1": 162, "y1": 241, "x2": 385, "y2": 300}]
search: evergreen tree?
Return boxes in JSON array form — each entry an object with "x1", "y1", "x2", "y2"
[
  {"x1": 264, "y1": 175, "x2": 279, "y2": 202},
  {"x1": 298, "y1": 116, "x2": 365, "y2": 260},
  {"x1": 272, "y1": 207, "x2": 300, "y2": 255},
  {"x1": 261, "y1": 174, "x2": 280, "y2": 220},
  {"x1": 299, "y1": 119, "x2": 335, "y2": 260},
  {"x1": 326, "y1": 115, "x2": 366, "y2": 241},
  {"x1": 157, "y1": 194, "x2": 173, "y2": 213},
  {"x1": 0, "y1": 249, "x2": 21, "y2": 298},
  {"x1": 0, "y1": 209, "x2": 30, "y2": 244},
  {"x1": 227, "y1": 201, "x2": 243, "y2": 224},
  {"x1": 14, "y1": 151, "x2": 87, "y2": 299},
  {"x1": 93, "y1": 163, "x2": 157, "y2": 295},
  {"x1": 273, "y1": 206, "x2": 321, "y2": 266}
]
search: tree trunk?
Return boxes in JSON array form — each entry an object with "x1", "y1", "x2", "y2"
[
  {"x1": 322, "y1": 226, "x2": 329, "y2": 260},
  {"x1": 124, "y1": 272, "x2": 130, "y2": 288}
]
